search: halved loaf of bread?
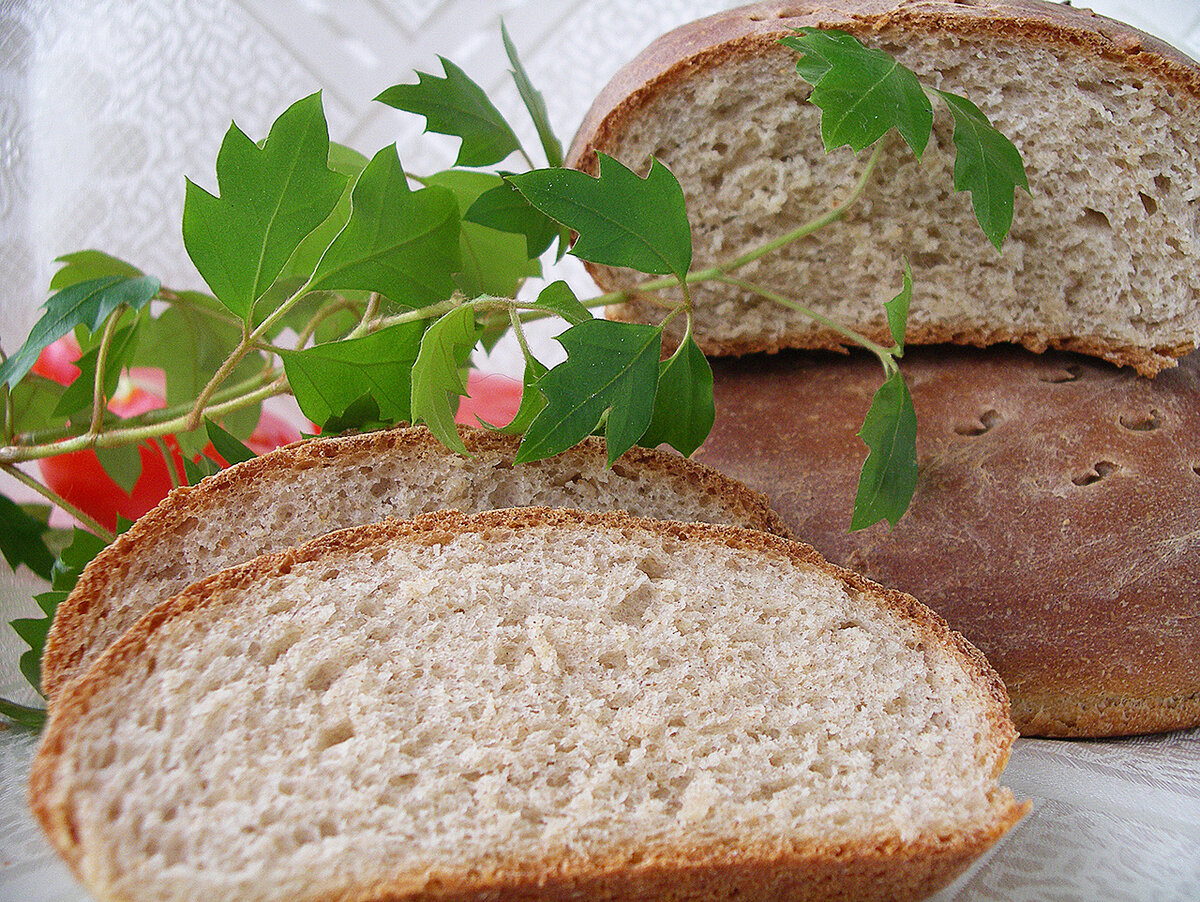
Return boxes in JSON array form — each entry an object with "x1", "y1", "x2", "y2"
[
  {"x1": 567, "y1": 0, "x2": 1200, "y2": 375},
  {"x1": 31, "y1": 509, "x2": 1026, "y2": 902},
  {"x1": 694, "y1": 345, "x2": 1200, "y2": 737},
  {"x1": 41, "y1": 425, "x2": 790, "y2": 701}
]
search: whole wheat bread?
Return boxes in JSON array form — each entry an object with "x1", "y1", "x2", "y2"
[
  {"x1": 41, "y1": 426, "x2": 790, "y2": 701},
  {"x1": 31, "y1": 509, "x2": 1026, "y2": 902},
  {"x1": 566, "y1": 0, "x2": 1200, "y2": 375}
]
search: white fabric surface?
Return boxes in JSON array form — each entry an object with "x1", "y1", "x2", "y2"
[{"x1": 1, "y1": 1, "x2": 1199, "y2": 899}]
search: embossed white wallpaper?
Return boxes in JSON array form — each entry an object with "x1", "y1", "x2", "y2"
[{"x1": 0, "y1": 2, "x2": 1198, "y2": 901}]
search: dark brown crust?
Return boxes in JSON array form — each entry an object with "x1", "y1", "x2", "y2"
[
  {"x1": 566, "y1": 0, "x2": 1200, "y2": 375},
  {"x1": 41, "y1": 425, "x2": 792, "y2": 702},
  {"x1": 694, "y1": 345, "x2": 1200, "y2": 737},
  {"x1": 31, "y1": 507, "x2": 1026, "y2": 902}
]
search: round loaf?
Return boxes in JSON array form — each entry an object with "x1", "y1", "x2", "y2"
[
  {"x1": 41, "y1": 425, "x2": 790, "y2": 702},
  {"x1": 693, "y1": 346, "x2": 1200, "y2": 737},
  {"x1": 566, "y1": 0, "x2": 1200, "y2": 375},
  {"x1": 31, "y1": 508, "x2": 1026, "y2": 902}
]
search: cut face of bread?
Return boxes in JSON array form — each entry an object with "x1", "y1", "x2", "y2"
[
  {"x1": 694, "y1": 346, "x2": 1200, "y2": 737},
  {"x1": 41, "y1": 426, "x2": 791, "y2": 702},
  {"x1": 31, "y1": 510, "x2": 1026, "y2": 902},
  {"x1": 567, "y1": 0, "x2": 1200, "y2": 375}
]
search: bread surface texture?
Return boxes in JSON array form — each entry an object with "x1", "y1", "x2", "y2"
[
  {"x1": 695, "y1": 346, "x2": 1200, "y2": 737},
  {"x1": 31, "y1": 509, "x2": 1025, "y2": 902},
  {"x1": 567, "y1": 0, "x2": 1200, "y2": 374},
  {"x1": 42, "y1": 425, "x2": 790, "y2": 701}
]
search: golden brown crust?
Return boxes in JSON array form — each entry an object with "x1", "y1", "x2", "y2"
[
  {"x1": 566, "y1": 0, "x2": 1200, "y2": 373},
  {"x1": 32, "y1": 507, "x2": 1026, "y2": 902},
  {"x1": 694, "y1": 345, "x2": 1200, "y2": 737},
  {"x1": 41, "y1": 425, "x2": 792, "y2": 702}
]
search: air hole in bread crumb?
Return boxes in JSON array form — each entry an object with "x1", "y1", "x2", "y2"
[
  {"x1": 1073, "y1": 461, "x2": 1119, "y2": 486},
  {"x1": 1079, "y1": 207, "x2": 1112, "y2": 233},
  {"x1": 303, "y1": 659, "x2": 342, "y2": 692},
  {"x1": 315, "y1": 719, "x2": 354, "y2": 752},
  {"x1": 1119, "y1": 410, "x2": 1161, "y2": 431},
  {"x1": 1155, "y1": 174, "x2": 1172, "y2": 193},
  {"x1": 1139, "y1": 192, "x2": 1158, "y2": 216},
  {"x1": 1192, "y1": 464, "x2": 1200, "y2": 477},
  {"x1": 954, "y1": 409, "x2": 1001, "y2": 436}
]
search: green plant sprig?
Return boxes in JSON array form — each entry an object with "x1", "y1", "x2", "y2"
[{"x1": 0, "y1": 24, "x2": 1026, "y2": 727}]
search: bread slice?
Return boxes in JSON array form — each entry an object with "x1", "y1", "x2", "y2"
[
  {"x1": 694, "y1": 345, "x2": 1200, "y2": 737},
  {"x1": 41, "y1": 425, "x2": 791, "y2": 702},
  {"x1": 566, "y1": 0, "x2": 1200, "y2": 375},
  {"x1": 31, "y1": 508, "x2": 1026, "y2": 902}
]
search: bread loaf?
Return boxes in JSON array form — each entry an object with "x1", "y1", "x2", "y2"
[
  {"x1": 566, "y1": 0, "x2": 1200, "y2": 375},
  {"x1": 41, "y1": 425, "x2": 790, "y2": 702},
  {"x1": 31, "y1": 508, "x2": 1026, "y2": 902},
  {"x1": 693, "y1": 346, "x2": 1200, "y2": 737}
]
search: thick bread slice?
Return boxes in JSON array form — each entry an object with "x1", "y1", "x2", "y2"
[
  {"x1": 566, "y1": 0, "x2": 1200, "y2": 375},
  {"x1": 42, "y1": 425, "x2": 790, "y2": 702},
  {"x1": 694, "y1": 346, "x2": 1200, "y2": 737},
  {"x1": 31, "y1": 509, "x2": 1026, "y2": 902}
]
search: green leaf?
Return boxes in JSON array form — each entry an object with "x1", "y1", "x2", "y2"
[
  {"x1": 516, "y1": 319, "x2": 661, "y2": 466},
  {"x1": 183, "y1": 92, "x2": 346, "y2": 318},
  {"x1": 638, "y1": 333, "x2": 715, "y2": 457},
  {"x1": 496, "y1": 355, "x2": 547, "y2": 435},
  {"x1": 319, "y1": 393, "x2": 394, "y2": 435},
  {"x1": 51, "y1": 321, "x2": 140, "y2": 418},
  {"x1": 938, "y1": 90, "x2": 1030, "y2": 249},
  {"x1": 508, "y1": 154, "x2": 692, "y2": 282},
  {"x1": 0, "y1": 275, "x2": 160, "y2": 389},
  {"x1": 411, "y1": 306, "x2": 481, "y2": 454},
  {"x1": 279, "y1": 320, "x2": 426, "y2": 428},
  {"x1": 530, "y1": 280, "x2": 592, "y2": 325},
  {"x1": 205, "y1": 418, "x2": 257, "y2": 466},
  {"x1": 279, "y1": 142, "x2": 372, "y2": 283},
  {"x1": 781, "y1": 28, "x2": 933, "y2": 157},
  {"x1": 850, "y1": 370, "x2": 919, "y2": 531},
  {"x1": 49, "y1": 250, "x2": 141, "y2": 291},
  {"x1": 0, "y1": 698, "x2": 46, "y2": 730},
  {"x1": 308, "y1": 145, "x2": 461, "y2": 307},
  {"x1": 376, "y1": 57, "x2": 522, "y2": 168},
  {"x1": 501, "y1": 21, "x2": 563, "y2": 167},
  {"x1": 424, "y1": 170, "x2": 541, "y2": 299},
  {"x1": 5, "y1": 527, "x2": 108, "y2": 713},
  {"x1": 6, "y1": 373, "x2": 69, "y2": 437},
  {"x1": 0, "y1": 493, "x2": 55, "y2": 580},
  {"x1": 884, "y1": 260, "x2": 913, "y2": 352},
  {"x1": 183, "y1": 455, "x2": 222, "y2": 485},
  {"x1": 95, "y1": 442, "x2": 145, "y2": 495},
  {"x1": 464, "y1": 180, "x2": 568, "y2": 260}
]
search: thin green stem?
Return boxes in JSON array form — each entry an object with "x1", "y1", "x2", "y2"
[
  {"x1": 716, "y1": 274, "x2": 898, "y2": 375},
  {"x1": 1, "y1": 378, "x2": 286, "y2": 465},
  {"x1": 346, "y1": 293, "x2": 382, "y2": 340},
  {"x1": 508, "y1": 304, "x2": 536, "y2": 366},
  {"x1": 87, "y1": 308, "x2": 125, "y2": 439},
  {"x1": 2, "y1": 462, "x2": 115, "y2": 542}
]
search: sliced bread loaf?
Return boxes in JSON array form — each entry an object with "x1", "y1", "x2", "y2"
[
  {"x1": 31, "y1": 509, "x2": 1026, "y2": 902},
  {"x1": 41, "y1": 425, "x2": 790, "y2": 701},
  {"x1": 694, "y1": 345, "x2": 1200, "y2": 737},
  {"x1": 566, "y1": 0, "x2": 1200, "y2": 375}
]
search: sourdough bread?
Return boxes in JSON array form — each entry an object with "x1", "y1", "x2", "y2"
[
  {"x1": 566, "y1": 0, "x2": 1200, "y2": 375},
  {"x1": 41, "y1": 426, "x2": 790, "y2": 702},
  {"x1": 694, "y1": 346, "x2": 1200, "y2": 737},
  {"x1": 31, "y1": 509, "x2": 1026, "y2": 902}
]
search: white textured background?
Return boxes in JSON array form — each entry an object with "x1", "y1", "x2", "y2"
[{"x1": 1, "y1": 2, "x2": 1199, "y2": 901}]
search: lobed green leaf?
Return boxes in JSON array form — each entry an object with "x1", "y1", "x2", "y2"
[
  {"x1": 465, "y1": 180, "x2": 568, "y2": 260},
  {"x1": 782, "y1": 28, "x2": 932, "y2": 157},
  {"x1": 49, "y1": 250, "x2": 141, "y2": 292},
  {"x1": 376, "y1": 57, "x2": 522, "y2": 168},
  {"x1": 638, "y1": 333, "x2": 715, "y2": 457},
  {"x1": 516, "y1": 319, "x2": 661, "y2": 466},
  {"x1": 0, "y1": 494, "x2": 55, "y2": 581},
  {"x1": 850, "y1": 370, "x2": 919, "y2": 531},
  {"x1": 884, "y1": 261, "x2": 913, "y2": 352},
  {"x1": 51, "y1": 321, "x2": 140, "y2": 419},
  {"x1": 507, "y1": 154, "x2": 692, "y2": 282},
  {"x1": 938, "y1": 90, "x2": 1030, "y2": 249},
  {"x1": 501, "y1": 21, "x2": 563, "y2": 167},
  {"x1": 0, "y1": 275, "x2": 160, "y2": 389},
  {"x1": 410, "y1": 306, "x2": 481, "y2": 454},
  {"x1": 308, "y1": 145, "x2": 461, "y2": 307},
  {"x1": 183, "y1": 93, "x2": 346, "y2": 319}
]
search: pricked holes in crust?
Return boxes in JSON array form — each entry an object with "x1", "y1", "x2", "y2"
[
  {"x1": 954, "y1": 409, "x2": 1002, "y2": 436},
  {"x1": 1072, "y1": 460, "x2": 1120, "y2": 486},
  {"x1": 1039, "y1": 364, "x2": 1083, "y2": 384},
  {"x1": 1119, "y1": 409, "x2": 1162, "y2": 431}
]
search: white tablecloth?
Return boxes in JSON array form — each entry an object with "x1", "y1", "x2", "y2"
[{"x1": 2, "y1": 2, "x2": 1198, "y2": 899}]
